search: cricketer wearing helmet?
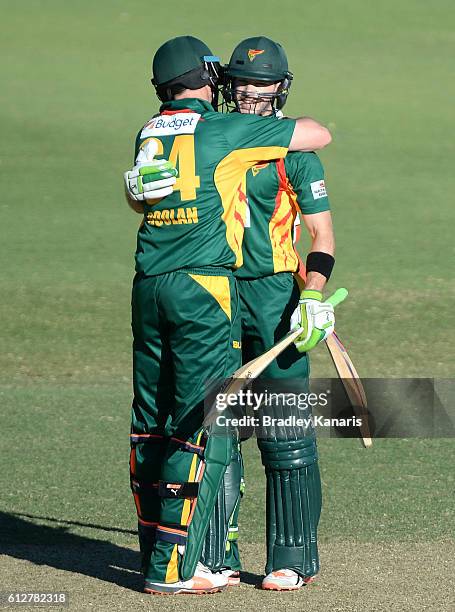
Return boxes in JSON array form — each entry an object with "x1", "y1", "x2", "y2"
[
  {"x1": 200, "y1": 37, "x2": 336, "y2": 591},
  {"x1": 123, "y1": 35, "x2": 332, "y2": 595}
]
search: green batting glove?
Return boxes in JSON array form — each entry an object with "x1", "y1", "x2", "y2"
[{"x1": 291, "y1": 288, "x2": 348, "y2": 353}]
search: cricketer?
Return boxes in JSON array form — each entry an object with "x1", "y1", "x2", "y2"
[
  {"x1": 123, "y1": 35, "x2": 334, "y2": 594},
  {"x1": 200, "y1": 37, "x2": 335, "y2": 591}
]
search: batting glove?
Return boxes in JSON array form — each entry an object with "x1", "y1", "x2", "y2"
[
  {"x1": 124, "y1": 159, "x2": 177, "y2": 201},
  {"x1": 290, "y1": 289, "x2": 336, "y2": 353}
]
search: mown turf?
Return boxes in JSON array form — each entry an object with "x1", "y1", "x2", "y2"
[
  {"x1": 1, "y1": 541, "x2": 454, "y2": 612},
  {"x1": 0, "y1": 386, "x2": 453, "y2": 546},
  {"x1": 1, "y1": 2, "x2": 454, "y2": 383},
  {"x1": 1, "y1": 1, "x2": 454, "y2": 610}
]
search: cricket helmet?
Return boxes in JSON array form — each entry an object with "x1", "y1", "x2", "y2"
[
  {"x1": 223, "y1": 36, "x2": 293, "y2": 111},
  {"x1": 151, "y1": 36, "x2": 222, "y2": 106}
]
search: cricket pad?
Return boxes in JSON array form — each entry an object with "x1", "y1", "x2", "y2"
[
  {"x1": 179, "y1": 428, "x2": 234, "y2": 580},
  {"x1": 200, "y1": 439, "x2": 243, "y2": 571},
  {"x1": 258, "y1": 425, "x2": 321, "y2": 578}
]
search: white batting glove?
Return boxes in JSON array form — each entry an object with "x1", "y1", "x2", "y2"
[
  {"x1": 124, "y1": 140, "x2": 177, "y2": 201},
  {"x1": 290, "y1": 289, "x2": 335, "y2": 353}
]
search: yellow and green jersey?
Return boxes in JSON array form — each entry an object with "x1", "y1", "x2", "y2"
[
  {"x1": 133, "y1": 99, "x2": 296, "y2": 276},
  {"x1": 235, "y1": 150, "x2": 330, "y2": 279}
]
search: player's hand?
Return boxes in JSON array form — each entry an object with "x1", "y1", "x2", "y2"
[
  {"x1": 124, "y1": 140, "x2": 177, "y2": 202},
  {"x1": 290, "y1": 288, "x2": 348, "y2": 353},
  {"x1": 124, "y1": 159, "x2": 177, "y2": 201}
]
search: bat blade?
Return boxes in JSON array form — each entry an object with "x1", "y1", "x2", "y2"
[
  {"x1": 292, "y1": 255, "x2": 370, "y2": 445},
  {"x1": 203, "y1": 327, "x2": 302, "y2": 427},
  {"x1": 325, "y1": 332, "x2": 372, "y2": 447}
]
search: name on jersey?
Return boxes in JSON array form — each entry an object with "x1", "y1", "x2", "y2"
[
  {"x1": 310, "y1": 180, "x2": 327, "y2": 200},
  {"x1": 141, "y1": 113, "x2": 200, "y2": 137},
  {"x1": 146, "y1": 207, "x2": 199, "y2": 226}
]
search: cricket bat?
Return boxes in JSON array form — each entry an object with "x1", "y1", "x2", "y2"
[
  {"x1": 326, "y1": 331, "x2": 372, "y2": 448},
  {"x1": 203, "y1": 326, "x2": 303, "y2": 427},
  {"x1": 203, "y1": 288, "x2": 347, "y2": 427},
  {"x1": 294, "y1": 268, "x2": 371, "y2": 447}
]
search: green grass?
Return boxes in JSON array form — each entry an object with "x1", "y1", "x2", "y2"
[
  {"x1": 1, "y1": 1, "x2": 454, "y2": 384},
  {"x1": 1, "y1": 386, "x2": 453, "y2": 547},
  {"x1": 0, "y1": 1, "x2": 454, "y2": 609}
]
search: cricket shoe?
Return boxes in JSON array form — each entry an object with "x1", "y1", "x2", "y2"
[
  {"x1": 144, "y1": 562, "x2": 228, "y2": 595},
  {"x1": 219, "y1": 568, "x2": 241, "y2": 586},
  {"x1": 261, "y1": 568, "x2": 315, "y2": 591}
]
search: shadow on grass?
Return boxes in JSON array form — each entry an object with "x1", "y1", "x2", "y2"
[
  {"x1": 0, "y1": 512, "x2": 265, "y2": 589},
  {"x1": 10, "y1": 511, "x2": 136, "y2": 535},
  {"x1": 238, "y1": 570, "x2": 262, "y2": 586},
  {"x1": 0, "y1": 511, "x2": 142, "y2": 591}
]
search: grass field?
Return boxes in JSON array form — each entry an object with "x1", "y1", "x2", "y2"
[{"x1": 1, "y1": 1, "x2": 454, "y2": 610}]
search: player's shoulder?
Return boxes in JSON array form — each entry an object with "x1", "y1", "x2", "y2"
[
  {"x1": 199, "y1": 109, "x2": 235, "y2": 126},
  {"x1": 201, "y1": 112, "x2": 264, "y2": 149},
  {"x1": 215, "y1": 111, "x2": 277, "y2": 128},
  {"x1": 286, "y1": 150, "x2": 323, "y2": 165},
  {"x1": 284, "y1": 150, "x2": 324, "y2": 175},
  {"x1": 133, "y1": 114, "x2": 158, "y2": 143},
  {"x1": 218, "y1": 112, "x2": 291, "y2": 148}
]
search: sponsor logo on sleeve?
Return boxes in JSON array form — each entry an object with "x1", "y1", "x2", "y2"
[
  {"x1": 310, "y1": 180, "x2": 328, "y2": 200},
  {"x1": 141, "y1": 113, "x2": 200, "y2": 137}
]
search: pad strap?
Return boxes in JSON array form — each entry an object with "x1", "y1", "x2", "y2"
[
  {"x1": 130, "y1": 432, "x2": 165, "y2": 445},
  {"x1": 156, "y1": 523, "x2": 188, "y2": 545},
  {"x1": 158, "y1": 481, "x2": 199, "y2": 498},
  {"x1": 169, "y1": 435, "x2": 207, "y2": 458},
  {"x1": 130, "y1": 479, "x2": 159, "y2": 494}
]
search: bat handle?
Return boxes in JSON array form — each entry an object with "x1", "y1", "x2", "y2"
[{"x1": 326, "y1": 287, "x2": 348, "y2": 307}]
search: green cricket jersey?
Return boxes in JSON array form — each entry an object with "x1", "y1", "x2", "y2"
[
  {"x1": 235, "y1": 150, "x2": 330, "y2": 279},
  {"x1": 133, "y1": 99, "x2": 296, "y2": 276}
]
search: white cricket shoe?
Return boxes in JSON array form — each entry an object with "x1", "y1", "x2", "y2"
[
  {"x1": 219, "y1": 568, "x2": 241, "y2": 586},
  {"x1": 144, "y1": 562, "x2": 228, "y2": 595},
  {"x1": 262, "y1": 568, "x2": 315, "y2": 591}
]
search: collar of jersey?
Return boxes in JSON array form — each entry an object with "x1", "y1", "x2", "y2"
[{"x1": 160, "y1": 98, "x2": 213, "y2": 114}]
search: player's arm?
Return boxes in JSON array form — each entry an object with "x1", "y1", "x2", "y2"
[
  {"x1": 289, "y1": 117, "x2": 332, "y2": 152},
  {"x1": 300, "y1": 210, "x2": 335, "y2": 292},
  {"x1": 223, "y1": 113, "x2": 331, "y2": 165},
  {"x1": 291, "y1": 213, "x2": 337, "y2": 352},
  {"x1": 287, "y1": 152, "x2": 337, "y2": 352},
  {"x1": 286, "y1": 152, "x2": 334, "y2": 292}
]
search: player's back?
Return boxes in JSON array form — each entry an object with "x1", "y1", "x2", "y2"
[{"x1": 134, "y1": 98, "x2": 296, "y2": 277}]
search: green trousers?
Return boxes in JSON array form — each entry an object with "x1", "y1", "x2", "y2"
[
  {"x1": 130, "y1": 268, "x2": 241, "y2": 583},
  {"x1": 232, "y1": 272, "x2": 321, "y2": 578},
  {"x1": 240, "y1": 272, "x2": 309, "y2": 379}
]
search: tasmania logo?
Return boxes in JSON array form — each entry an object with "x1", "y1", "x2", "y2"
[
  {"x1": 247, "y1": 49, "x2": 265, "y2": 62},
  {"x1": 252, "y1": 162, "x2": 269, "y2": 176}
]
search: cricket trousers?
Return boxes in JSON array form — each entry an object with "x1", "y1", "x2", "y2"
[
  {"x1": 226, "y1": 272, "x2": 321, "y2": 578},
  {"x1": 129, "y1": 267, "x2": 242, "y2": 583}
]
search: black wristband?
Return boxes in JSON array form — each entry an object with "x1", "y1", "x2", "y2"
[{"x1": 306, "y1": 251, "x2": 335, "y2": 280}]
